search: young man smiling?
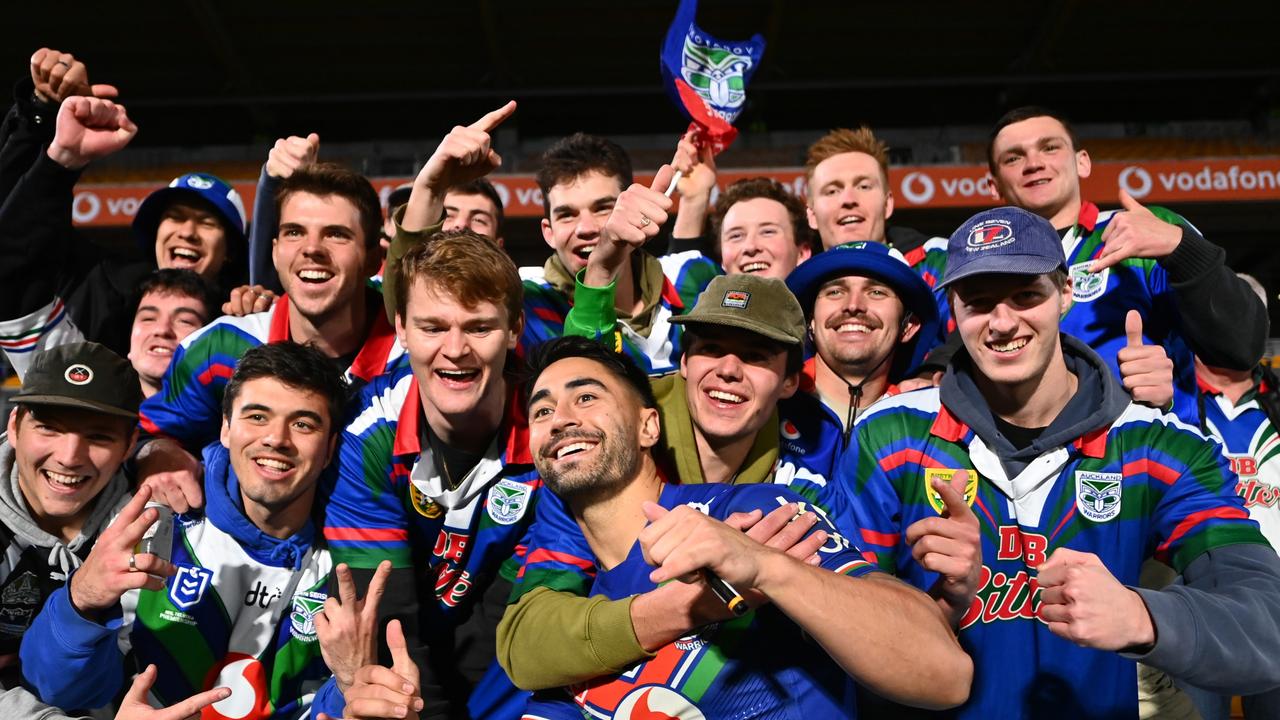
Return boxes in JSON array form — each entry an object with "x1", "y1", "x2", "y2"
[
  {"x1": 513, "y1": 336, "x2": 970, "y2": 717},
  {"x1": 711, "y1": 177, "x2": 814, "y2": 280},
  {"x1": 136, "y1": 163, "x2": 406, "y2": 512},
  {"x1": 841, "y1": 206, "x2": 1280, "y2": 719},
  {"x1": 0, "y1": 342, "x2": 140, "y2": 686},
  {"x1": 23, "y1": 342, "x2": 345, "y2": 718}
]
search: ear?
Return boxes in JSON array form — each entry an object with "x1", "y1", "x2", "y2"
[
  {"x1": 778, "y1": 371, "x2": 800, "y2": 401},
  {"x1": 324, "y1": 432, "x2": 338, "y2": 468},
  {"x1": 806, "y1": 204, "x2": 819, "y2": 232},
  {"x1": 271, "y1": 237, "x2": 281, "y2": 275},
  {"x1": 540, "y1": 218, "x2": 555, "y2": 249},
  {"x1": 679, "y1": 350, "x2": 689, "y2": 380},
  {"x1": 508, "y1": 310, "x2": 525, "y2": 350},
  {"x1": 394, "y1": 310, "x2": 409, "y2": 349},
  {"x1": 796, "y1": 242, "x2": 813, "y2": 265},
  {"x1": 1075, "y1": 149, "x2": 1092, "y2": 180},
  {"x1": 362, "y1": 240, "x2": 382, "y2": 277},
  {"x1": 220, "y1": 416, "x2": 232, "y2": 449},
  {"x1": 637, "y1": 406, "x2": 661, "y2": 450},
  {"x1": 900, "y1": 314, "x2": 922, "y2": 344},
  {"x1": 1059, "y1": 275, "x2": 1075, "y2": 317},
  {"x1": 495, "y1": 233, "x2": 505, "y2": 249},
  {"x1": 7, "y1": 408, "x2": 18, "y2": 438},
  {"x1": 985, "y1": 173, "x2": 1004, "y2": 202},
  {"x1": 883, "y1": 188, "x2": 895, "y2": 221}
]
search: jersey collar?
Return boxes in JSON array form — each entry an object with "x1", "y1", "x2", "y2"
[
  {"x1": 269, "y1": 293, "x2": 399, "y2": 383},
  {"x1": 391, "y1": 375, "x2": 532, "y2": 465},
  {"x1": 932, "y1": 399, "x2": 1108, "y2": 458}
]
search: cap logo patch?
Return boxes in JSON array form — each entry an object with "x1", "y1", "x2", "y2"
[
  {"x1": 965, "y1": 220, "x2": 1015, "y2": 251},
  {"x1": 721, "y1": 290, "x2": 750, "y2": 309},
  {"x1": 185, "y1": 175, "x2": 215, "y2": 190},
  {"x1": 64, "y1": 365, "x2": 93, "y2": 385}
]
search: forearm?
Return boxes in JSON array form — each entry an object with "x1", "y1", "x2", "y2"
[
  {"x1": 1162, "y1": 225, "x2": 1267, "y2": 369},
  {"x1": 562, "y1": 273, "x2": 620, "y2": 341},
  {"x1": 496, "y1": 586, "x2": 649, "y2": 689},
  {"x1": 757, "y1": 557, "x2": 971, "y2": 710},
  {"x1": 1130, "y1": 543, "x2": 1280, "y2": 695},
  {"x1": 671, "y1": 194, "x2": 709, "y2": 242},
  {"x1": 0, "y1": 152, "x2": 81, "y2": 316},
  {"x1": 0, "y1": 78, "x2": 57, "y2": 203},
  {"x1": 248, "y1": 166, "x2": 284, "y2": 293}
]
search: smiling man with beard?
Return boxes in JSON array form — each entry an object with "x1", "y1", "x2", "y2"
[
  {"x1": 134, "y1": 163, "x2": 407, "y2": 513},
  {"x1": 510, "y1": 336, "x2": 970, "y2": 718},
  {"x1": 23, "y1": 342, "x2": 344, "y2": 718}
]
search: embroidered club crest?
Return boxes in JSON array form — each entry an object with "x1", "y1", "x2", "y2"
[
  {"x1": 487, "y1": 479, "x2": 531, "y2": 525},
  {"x1": 924, "y1": 468, "x2": 978, "y2": 515},
  {"x1": 1069, "y1": 261, "x2": 1108, "y2": 302},
  {"x1": 1076, "y1": 471, "x2": 1123, "y2": 522},
  {"x1": 64, "y1": 364, "x2": 93, "y2": 385},
  {"x1": 289, "y1": 591, "x2": 327, "y2": 642},
  {"x1": 168, "y1": 565, "x2": 214, "y2": 610},
  {"x1": 410, "y1": 483, "x2": 443, "y2": 519}
]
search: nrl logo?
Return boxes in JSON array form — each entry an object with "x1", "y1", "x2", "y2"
[
  {"x1": 486, "y1": 479, "x2": 532, "y2": 525},
  {"x1": 168, "y1": 565, "x2": 214, "y2": 610},
  {"x1": 1076, "y1": 471, "x2": 1122, "y2": 522},
  {"x1": 289, "y1": 590, "x2": 327, "y2": 642},
  {"x1": 681, "y1": 34, "x2": 753, "y2": 120},
  {"x1": 1069, "y1": 262, "x2": 1107, "y2": 303}
]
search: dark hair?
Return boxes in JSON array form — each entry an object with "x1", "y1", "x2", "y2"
[
  {"x1": 987, "y1": 106, "x2": 1081, "y2": 174},
  {"x1": 222, "y1": 342, "x2": 349, "y2": 435},
  {"x1": 535, "y1": 133, "x2": 633, "y2": 216},
  {"x1": 523, "y1": 336, "x2": 657, "y2": 410},
  {"x1": 683, "y1": 326, "x2": 804, "y2": 377},
  {"x1": 449, "y1": 178, "x2": 506, "y2": 236},
  {"x1": 276, "y1": 162, "x2": 382, "y2": 249},
  {"x1": 133, "y1": 269, "x2": 220, "y2": 324},
  {"x1": 711, "y1": 177, "x2": 814, "y2": 256},
  {"x1": 393, "y1": 229, "x2": 523, "y2": 326}
]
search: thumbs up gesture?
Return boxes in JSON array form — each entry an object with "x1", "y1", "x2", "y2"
[
  {"x1": 904, "y1": 470, "x2": 982, "y2": 627},
  {"x1": 266, "y1": 133, "x2": 320, "y2": 179},
  {"x1": 1090, "y1": 190, "x2": 1183, "y2": 272},
  {"x1": 1117, "y1": 310, "x2": 1174, "y2": 409},
  {"x1": 584, "y1": 164, "x2": 677, "y2": 288}
]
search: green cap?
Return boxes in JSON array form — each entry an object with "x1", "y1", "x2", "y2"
[
  {"x1": 12, "y1": 342, "x2": 143, "y2": 421},
  {"x1": 672, "y1": 274, "x2": 806, "y2": 345}
]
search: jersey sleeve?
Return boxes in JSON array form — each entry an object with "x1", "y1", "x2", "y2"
[
  {"x1": 322, "y1": 392, "x2": 412, "y2": 569},
  {"x1": 137, "y1": 321, "x2": 258, "y2": 451},
  {"x1": 0, "y1": 296, "x2": 82, "y2": 380},
  {"x1": 509, "y1": 487, "x2": 597, "y2": 603},
  {"x1": 837, "y1": 422, "x2": 906, "y2": 573},
  {"x1": 19, "y1": 585, "x2": 126, "y2": 710},
  {"x1": 1145, "y1": 420, "x2": 1270, "y2": 573},
  {"x1": 659, "y1": 249, "x2": 720, "y2": 311}
]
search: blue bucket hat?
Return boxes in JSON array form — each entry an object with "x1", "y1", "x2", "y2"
[
  {"x1": 132, "y1": 173, "x2": 247, "y2": 256},
  {"x1": 786, "y1": 241, "x2": 937, "y2": 324},
  {"x1": 939, "y1": 206, "x2": 1065, "y2": 288}
]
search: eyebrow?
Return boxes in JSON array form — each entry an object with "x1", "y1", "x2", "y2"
[
  {"x1": 551, "y1": 196, "x2": 616, "y2": 216},
  {"x1": 528, "y1": 376, "x2": 609, "y2": 408},
  {"x1": 136, "y1": 304, "x2": 207, "y2": 319}
]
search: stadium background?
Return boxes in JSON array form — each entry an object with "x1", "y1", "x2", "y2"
[{"x1": 7, "y1": 0, "x2": 1280, "y2": 333}]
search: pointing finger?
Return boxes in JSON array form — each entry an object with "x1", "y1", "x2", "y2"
[{"x1": 470, "y1": 100, "x2": 517, "y2": 133}]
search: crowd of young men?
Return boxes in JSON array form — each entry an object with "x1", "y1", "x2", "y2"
[{"x1": 0, "y1": 44, "x2": 1278, "y2": 720}]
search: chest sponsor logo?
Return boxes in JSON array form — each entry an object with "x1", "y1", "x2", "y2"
[
  {"x1": 960, "y1": 526, "x2": 1051, "y2": 629},
  {"x1": 1229, "y1": 455, "x2": 1259, "y2": 477},
  {"x1": 1069, "y1": 261, "x2": 1108, "y2": 302},
  {"x1": 289, "y1": 591, "x2": 327, "y2": 643},
  {"x1": 487, "y1": 479, "x2": 532, "y2": 525},
  {"x1": 1237, "y1": 478, "x2": 1280, "y2": 509},
  {"x1": 1076, "y1": 471, "x2": 1123, "y2": 522},
  {"x1": 924, "y1": 468, "x2": 977, "y2": 515},
  {"x1": 168, "y1": 565, "x2": 214, "y2": 610},
  {"x1": 614, "y1": 685, "x2": 705, "y2": 720},
  {"x1": 410, "y1": 483, "x2": 443, "y2": 519},
  {"x1": 205, "y1": 652, "x2": 270, "y2": 720},
  {"x1": 780, "y1": 419, "x2": 801, "y2": 440}
]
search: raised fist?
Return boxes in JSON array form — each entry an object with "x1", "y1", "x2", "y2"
[
  {"x1": 30, "y1": 48, "x2": 117, "y2": 104},
  {"x1": 46, "y1": 96, "x2": 138, "y2": 170}
]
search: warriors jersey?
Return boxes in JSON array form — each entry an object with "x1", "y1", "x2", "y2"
[
  {"x1": 520, "y1": 483, "x2": 875, "y2": 720},
  {"x1": 1199, "y1": 375, "x2": 1280, "y2": 550},
  {"x1": 841, "y1": 388, "x2": 1266, "y2": 719}
]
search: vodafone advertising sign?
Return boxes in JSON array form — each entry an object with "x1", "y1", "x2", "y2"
[{"x1": 71, "y1": 156, "x2": 1280, "y2": 227}]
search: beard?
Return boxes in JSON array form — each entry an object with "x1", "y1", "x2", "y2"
[{"x1": 536, "y1": 429, "x2": 639, "y2": 501}]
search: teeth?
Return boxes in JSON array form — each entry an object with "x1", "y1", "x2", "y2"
[
  {"x1": 741, "y1": 262, "x2": 769, "y2": 273},
  {"x1": 575, "y1": 246, "x2": 596, "y2": 258},
  {"x1": 836, "y1": 322, "x2": 871, "y2": 334},
  {"x1": 838, "y1": 216, "x2": 863, "y2": 225},
  {"x1": 300, "y1": 270, "x2": 333, "y2": 281},
  {"x1": 172, "y1": 248, "x2": 200, "y2": 260},
  {"x1": 990, "y1": 338, "x2": 1028, "y2": 353},
  {"x1": 438, "y1": 369, "x2": 477, "y2": 378},
  {"x1": 708, "y1": 389, "x2": 745, "y2": 404},
  {"x1": 555, "y1": 442, "x2": 596, "y2": 459},
  {"x1": 148, "y1": 346, "x2": 173, "y2": 355},
  {"x1": 45, "y1": 470, "x2": 85, "y2": 486},
  {"x1": 256, "y1": 458, "x2": 292, "y2": 471}
]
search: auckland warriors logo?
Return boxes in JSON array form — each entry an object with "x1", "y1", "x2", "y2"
[
  {"x1": 289, "y1": 591, "x2": 327, "y2": 642},
  {"x1": 1069, "y1": 261, "x2": 1108, "y2": 302},
  {"x1": 1076, "y1": 471, "x2": 1123, "y2": 522},
  {"x1": 487, "y1": 479, "x2": 532, "y2": 525},
  {"x1": 681, "y1": 35, "x2": 754, "y2": 121}
]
